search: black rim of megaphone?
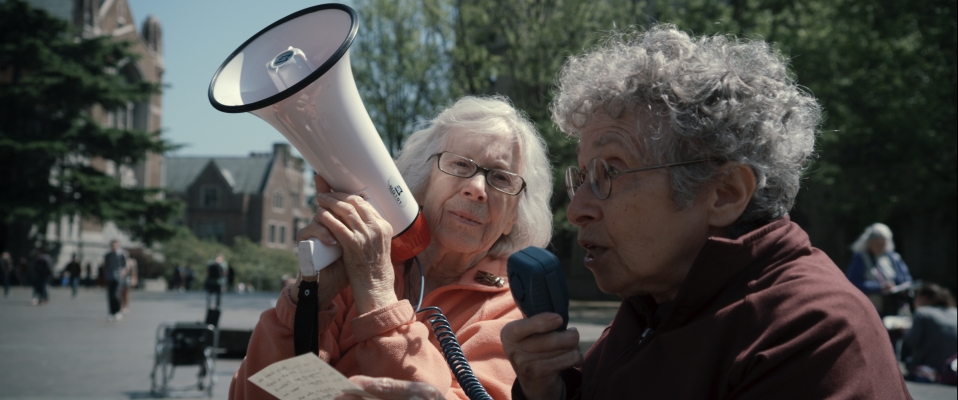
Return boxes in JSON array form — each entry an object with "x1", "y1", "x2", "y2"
[{"x1": 208, "y1": 3, "x2": 358, "y2": 113}]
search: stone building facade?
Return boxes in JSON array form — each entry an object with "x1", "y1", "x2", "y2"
[{"x1": 165, "y1": 143, "x2": 312, "y2": 252}]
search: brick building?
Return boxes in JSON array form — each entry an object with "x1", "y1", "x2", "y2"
[{"x1": 164, "y1": 143, "x2": 312, "y2": 251}]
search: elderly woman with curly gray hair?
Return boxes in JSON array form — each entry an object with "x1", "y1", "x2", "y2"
[{"x1": 502, "y1": 24, "x2": 911, "y2": 399}]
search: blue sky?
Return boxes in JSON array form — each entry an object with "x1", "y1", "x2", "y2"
[{"x1": 127, "y1": 1, "x2": 351, "y2": 157}]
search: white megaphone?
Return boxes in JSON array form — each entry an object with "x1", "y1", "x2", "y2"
[{"x1": 208, "y1": 4, "x2": 430, "y2": 276}]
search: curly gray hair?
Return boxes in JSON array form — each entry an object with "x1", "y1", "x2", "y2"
[
  {"x1": 396, "y1": 95, "x2": 553, "y2": 257},
  {"x1": 551, "y1": 24, "x2": 822, "y2": 236}
]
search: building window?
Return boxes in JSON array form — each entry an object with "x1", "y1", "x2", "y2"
[
  {"x1": 202, "y1": 186, "x2": 219, "y2": 208},
  {"x1": 195, "y1": 222, "x2": 225, "y2": 243},
  {"x1": 291, "y1": 191, "x2": 301, "y2": 208},
  {"x1": 273, "y1": 191, "x2": 285, "y2": 210},
  {"x1": 111, "y1": 103, "x2": 134, "y2": 130},
  {"x1": 269, "y1": 224, "x2": 276, "y2": 243},
  {"x1": 280, "y1": 226, "x2": 286, "y2": 244}
]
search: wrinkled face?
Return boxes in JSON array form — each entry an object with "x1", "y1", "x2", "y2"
[
  {"x1": 566, "y1": 110, "x2": 711, "y2": 301},
  {"x1": 421, "y1": 129, "x2": 522, "y2": 257}
]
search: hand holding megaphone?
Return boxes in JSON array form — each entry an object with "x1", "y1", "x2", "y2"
[
  {"x1": 209, "y1": 4, "x2": 430, "y2": 286},
  {"x1": 295, "y1": 173, "x2": 398, "y2": 313}
]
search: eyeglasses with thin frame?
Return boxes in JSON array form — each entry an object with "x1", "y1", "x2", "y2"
[
  {"x1": 565, "y1": 157, "x2": 710, "y2": 200},
  {"x1": 431, "y1": 151, "x2": 526, "y2": 196}
]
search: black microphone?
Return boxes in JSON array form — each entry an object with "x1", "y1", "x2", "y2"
[{"x1": 507, "y1": 247, "x2": 569, "y2": 331}]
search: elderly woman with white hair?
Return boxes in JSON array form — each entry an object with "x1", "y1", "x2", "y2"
[
  {"x1": 846, "y1": 222, "x2": 914, "y2": 316},
  {"x1": 502, "y1": 24, "x2": 910, "y2": 399},
  {"x1": 230, "y1": 95, "x2": 553, "y2": 399}
]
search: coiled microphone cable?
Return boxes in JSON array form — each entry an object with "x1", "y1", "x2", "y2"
[{"x1": 412, "y1": 257, "x2": 493, "y2": 400}]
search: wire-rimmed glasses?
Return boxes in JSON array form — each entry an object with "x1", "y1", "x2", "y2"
[
  {"x1": 565, "y1": 157, "x2": 709, "y2": 200},
  {"x1": 431, "y1": 151, "x2": 526, "y2": 195}
]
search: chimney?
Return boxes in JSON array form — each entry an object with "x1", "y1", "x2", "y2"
[{"x1": 273, "y1": 142, "x2": 291, "y2": 166}]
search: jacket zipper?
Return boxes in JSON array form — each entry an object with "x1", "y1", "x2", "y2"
[
  {"x1": 589, "y1": 327, "x2": 655, "y2": 399},
  {"x1": 637, "y1": 327, "x2": 654, "y2": 346}
]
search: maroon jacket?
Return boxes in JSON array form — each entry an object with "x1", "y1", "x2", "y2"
[{"x1": 524, "y1": 217, "x2": 912, "y2": 399}]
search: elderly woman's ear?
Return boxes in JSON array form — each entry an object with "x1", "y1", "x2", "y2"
[{"x1": 706, "y1": 163, "x2": 757, "y2": 234}]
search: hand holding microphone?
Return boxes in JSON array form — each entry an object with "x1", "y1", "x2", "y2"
[{"x1": 502, "y1": 247, "x2": 581, "y2": 400}]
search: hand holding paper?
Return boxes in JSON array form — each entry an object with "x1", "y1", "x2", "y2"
[{"x1": 249, "y1": 353, "x2": 373, "y2": 400}]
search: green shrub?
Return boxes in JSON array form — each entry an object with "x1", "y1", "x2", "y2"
[{"x1": 156, "y1": 231, "x2": 297, "y2": 292}]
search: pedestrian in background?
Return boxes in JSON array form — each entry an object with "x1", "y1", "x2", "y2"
[
  {"x1": 1, "y1": 251, "x2": 11, "y2": 297},
  {"x1": 31, "y1": 249, "x2": 52, "y2": 306},
  {"x1": 83, "y1": 263, "x2": 93, "y2": 287},
  {"x1": 205, "y1": 254, "x2": 226, "y2": 310},
  {"x1": 846, "y1": 222, "x2": 914, "y2": 316},
  {"x1": 120, "y1": 257, "x2": 137, "y2": 313},
  {"x1": 102, "y1": 240, "x2": 128, "y2": 320},
  {"x1": 170, "y1": 265, "x2": 183, "y2": 292},
  {"x1": 65, "y1": 253, "x2": 82, "y2": 297},
  {"x1": 184, "y1": 265, "x2": 194, "y2": 291},
  {"x1": 17, "y1": 257, "x2": 28, "y2": 287},
  {"x1": 226, "y1": 264, "x2": 235, "y2": 293}
]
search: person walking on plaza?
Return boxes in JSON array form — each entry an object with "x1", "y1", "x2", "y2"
[
  {"x1": 83, "y1": 262, "x2": 93, "y2": 287},
  {"x1": 226, "y1": 264, "x2": 235, "y2": 293},
  {"x1": 17, "y1": 257, "x2": 28, "y2": 287},
  {"x1": 31, "y1": 250, "x2": 53, "y2": 306},
  {"x1": 103, "y1": 240, "x2": 128, "y2": 320},
  {"x1": 65, "y1": 253, "x2": 82, "y2": 297},
  {"x1": 120, "y1": 257, "x2": 137, "y2": 313},
  {"x1": 205, "y1": 254, "x2": 226, "y2": 310},
  {"x1": 184, "y1": 265, "x2": 195, "y2": 291},
  {"x1": 170, "y1": 265, "x2": 183, "y2": 292},
  {"x1": 1, "y1": 251, "x2": 11, "y2": 297}
]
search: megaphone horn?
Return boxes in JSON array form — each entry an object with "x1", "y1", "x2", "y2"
[{"x1": 208, "y1": 3, "x2": 430, "y2": 274}]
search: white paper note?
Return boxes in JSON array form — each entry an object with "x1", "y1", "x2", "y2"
[{"x1": 249, "y1": 353, "x2": 374, "y2": 400}]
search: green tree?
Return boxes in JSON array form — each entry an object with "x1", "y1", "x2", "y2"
[
  {"x1": 452, "y1": 0, "x2": 633, "y2": 245},
  {"x1": 157, "y1": 229, "x2": 230, "y2": 290},
  {"x1": 678, "y1": 0, "x2": 956, "y2": 228},
  {"x1": 0, "y1": 0, "x2": 183, "y2": 254},
  {"x1": 228, "y1": 236, "x2": 299, "y2": 292},
  {"x1": 661, "y1": 0, "x2": 957, "y2": 285},
  {"x1": 352, "y1": 0, "x2": 454, "y2": 155}
]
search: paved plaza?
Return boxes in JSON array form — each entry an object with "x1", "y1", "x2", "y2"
[
  {"x1": 1, "y1": 285, "x2": 954, "y2": 399},
  {"x1": 0, "y1": 285, "x2": 613, "y2": 399},
  {"x1": 1, "y1": 286, "x2": 262, "y2": 399}
]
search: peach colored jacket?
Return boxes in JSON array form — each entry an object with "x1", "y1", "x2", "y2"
[{"x1": 229, "y1": 256, "x2": 521, "y2": 399}]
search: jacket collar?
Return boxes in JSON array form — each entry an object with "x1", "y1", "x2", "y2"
[
  {"x1": 397, "y1": 255, "x2": 511, "y2": 300},
  {"x1": 630, "y1": 216, "x2": 806, "y2": 329}
]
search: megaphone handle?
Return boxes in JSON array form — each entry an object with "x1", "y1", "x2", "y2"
[
  {"x1": 298, "y1": 238, "x2": 343, "y2": 277},
  {"x1": 294, "y1": 239, "x2": 331, "y2": 356}
]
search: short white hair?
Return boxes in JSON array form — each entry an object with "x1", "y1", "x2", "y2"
[{"x1": 395, "y1": 95, "x2": 553, "y2": 256}]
